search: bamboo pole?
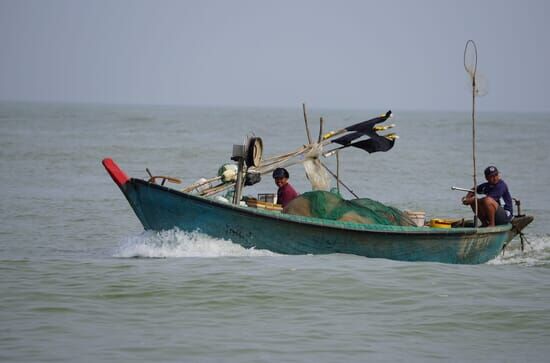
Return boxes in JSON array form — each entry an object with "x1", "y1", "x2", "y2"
[
  {"x1": 336, "y1": 151, "x2": 340, "y2": 195},
  {"x1": 317, "y1": 117, "x2": 324, "y2": 143},
  {"x1": 182, "y1": 175, "x2": 222, "y2": 193},
  {"x1": 201, "y1": 183, "x2": 234, "y2": 197},
  {"x1": 302, "y1": 103, "x2": 313, "y2": 144},
  {"x1": 232, "y1": 158, "x2": 245, "y2": 204}
]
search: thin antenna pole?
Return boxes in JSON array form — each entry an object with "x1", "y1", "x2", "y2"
[
  {"x1": 464, "y1": 40, "x2": 479, "y2": 227},
  {"x1": 472, "y1": 68, "x2": 478, "y2": 227}
]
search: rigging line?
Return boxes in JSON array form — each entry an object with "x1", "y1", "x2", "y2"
[{"x1": 320, "y1": 161, "x2": 360, "y2": 199}]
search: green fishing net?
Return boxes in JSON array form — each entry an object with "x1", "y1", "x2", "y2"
[{"x1": 284, "y1": 191, "x2": 416, "y2": 226}]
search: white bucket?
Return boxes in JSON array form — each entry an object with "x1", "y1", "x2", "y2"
[{"x1": 405, "y1": 210, "x2": 426, "y2": 227}]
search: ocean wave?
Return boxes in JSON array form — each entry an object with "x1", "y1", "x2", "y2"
[
  {"x1": 113, "y1": 228, "x2": 277, "y2": 258},
  {"x1": 488, "y1": 233, "x2": 550, "y2": 266}
]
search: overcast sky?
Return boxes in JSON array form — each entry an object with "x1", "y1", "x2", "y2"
[{"x1": 1, "y1": 0, "x2": 548, "y2": 111}]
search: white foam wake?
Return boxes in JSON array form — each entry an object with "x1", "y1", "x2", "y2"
[
  {"x1": 488, "y1": 233, "x2": 550, "y2": 266},
  {"x1": 113, "y1": 229, "x2": 278, "y2": 258}
]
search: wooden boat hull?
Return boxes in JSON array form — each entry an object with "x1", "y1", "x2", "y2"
[{"x1": 104, "y1": 159, "x2": 532, "y2": 264}]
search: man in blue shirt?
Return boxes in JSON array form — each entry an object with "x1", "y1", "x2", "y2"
[{"x1": 462, "y1": 166, "x2": 513, "y2": 227}]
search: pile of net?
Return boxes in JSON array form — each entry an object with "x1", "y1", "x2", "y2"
[{"x1": 284, "y1": 191, "x2": 416, "y2": 226}]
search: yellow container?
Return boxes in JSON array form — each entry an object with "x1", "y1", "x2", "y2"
[{"x1": 430, "y1": 218, "x2": 453, "y2": 228}]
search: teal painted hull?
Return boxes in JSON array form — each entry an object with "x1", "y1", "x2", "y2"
[{"x1": 117, "y1": 178, "x2": 522, "y2": 264}]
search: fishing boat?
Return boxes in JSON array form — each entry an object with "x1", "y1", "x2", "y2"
[{"x1": 102, "y1": 108, "x2": 533, "y2": 264}]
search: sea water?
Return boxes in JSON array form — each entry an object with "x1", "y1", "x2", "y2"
[{"x1": 1, "y1": 102, "x2": 549, "y2": 362}]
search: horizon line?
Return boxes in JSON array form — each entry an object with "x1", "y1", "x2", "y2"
[{"x1": 0, "y1": 98, "x2": 547, "y2": 114}]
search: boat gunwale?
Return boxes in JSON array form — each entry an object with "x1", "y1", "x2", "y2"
[{"x1": 130, "y1": 178, "x2": 512, "y2": 237}]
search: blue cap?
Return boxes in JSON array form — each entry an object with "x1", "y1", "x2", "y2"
[
  {"x1": 272, "y1": 168, "x2": 289, "y2": 179},
  {"x1": 484, "y1": 166, "x2": 499, "y2": 177}
]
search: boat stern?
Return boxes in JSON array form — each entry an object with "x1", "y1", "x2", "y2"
[{"x1": 509, "y1": 215, "x2": 534, "y2": 239}]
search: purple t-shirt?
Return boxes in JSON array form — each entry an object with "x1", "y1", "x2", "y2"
[
  {"x1": 277, "y1": 183, "x2": 299, "y2": 207},
  {"x1": 477, "y1": 179, "x2": 513, "y2": 215}
]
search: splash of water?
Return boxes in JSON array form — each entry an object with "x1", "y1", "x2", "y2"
[
  {"x1": 114, "y1": 229, "x2": 550, "y2": 264},
  {"x1": 114, "y1": 228, "x2": 278, "y2": 258},
  {"x1": 489, "y1": 234, "x2": 550, "y2": 266}
]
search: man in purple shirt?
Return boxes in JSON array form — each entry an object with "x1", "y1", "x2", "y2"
[
  {"x1": 272, "y1": 168, "x2": 299, "y2": 208},
  {"x1": 462, "y1": 166, "x2": 513, "y2": 227}
]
